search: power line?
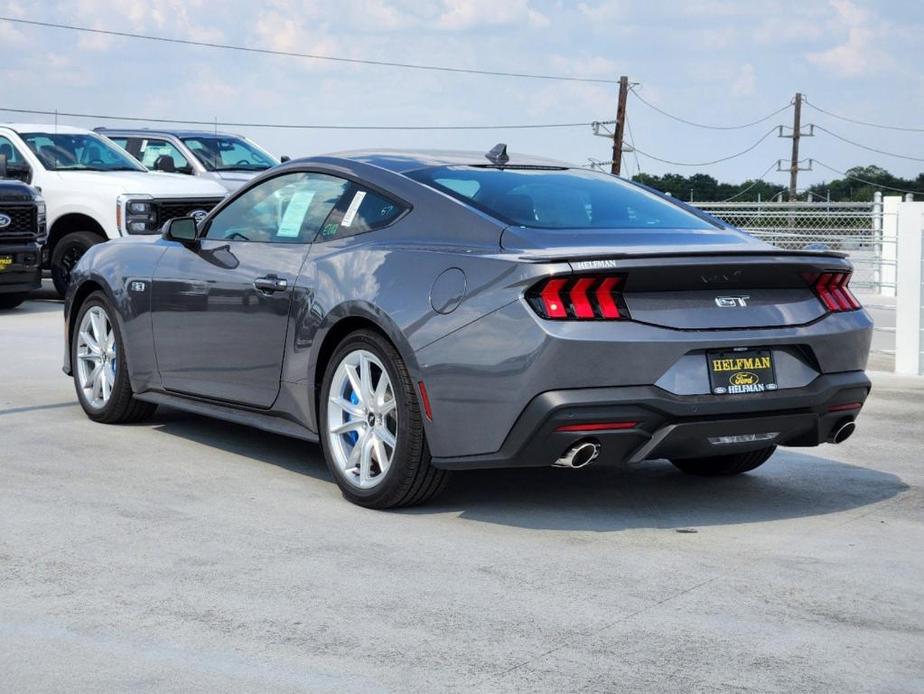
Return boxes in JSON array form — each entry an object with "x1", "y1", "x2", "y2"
[
  {"x1": 0, "y1": 105, "x2": 592, "y2": 131},
  {"x1": 0, "y1": 16, "x2": 622, "y2": 85},
  {"x1": 631, "y1": 126, "x2": 778, "y2": 167},
  {"x1": 718, "y1": 161, "x2": 781, "y2": 202},
  {"x1": 813, "y1": 124, "x2": 924, "y2": 163},
  {"x1": 813, "y1": 160, "x2": 923, "y2": 197},
  {"x1": 624, "y1": 115, "x2": 641, "y2": 175},
  {"x1": 803, "y1": 97, "x2": 924, "y2": 133},
  {"x1": 630, "y1": 87, "x2": 792, "y2": 130}
]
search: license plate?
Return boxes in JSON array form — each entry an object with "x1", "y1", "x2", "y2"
[
  {"x1": 0, "y1": 256, "x2": 11, "y2": 272},
  {"x1": 708, "y1": 349, "x2": 777, "y2": 395}
]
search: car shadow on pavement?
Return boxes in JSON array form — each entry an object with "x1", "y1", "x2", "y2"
[
  {"x1": 150, "y1": 407, "x2": 908, "y2": 532},
  {"x1": 7, "y1": 299, "x2": 63, "y2": 316},
  {"x1": 417, "y1": 453, "x2": 908, "y2": 531},
  {"x1": 150, "y1": 407, "x2": 334, "y2": 483}
]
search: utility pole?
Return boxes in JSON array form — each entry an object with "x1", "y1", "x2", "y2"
[
  {"x1": 788, "y1": 92, "x2": 802, "y2": 200},
  {"x1": 611, "y1": 75, "x2": 629, "y2": 175}
]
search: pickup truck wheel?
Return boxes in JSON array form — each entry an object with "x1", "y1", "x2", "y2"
[
  {"x1": 72, "y1": 291, "x2": 157, "y2": 424},
  {"x1": 52, "y1": 231, "x2": 104, "y2": 296},
  {"x1": 0, "y1": 293, "x2": 28, "y2": 310},
  {"x1": 670, "y1": 447, "x2": 776, "y2": 476}
]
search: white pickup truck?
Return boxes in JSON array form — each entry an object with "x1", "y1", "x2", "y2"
[{"x1": 0, "y1": 123, "x2": 227, "y2": 294}]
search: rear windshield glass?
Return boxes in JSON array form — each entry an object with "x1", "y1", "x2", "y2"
[{"x1": 407, "y1": 166, "x2": 716, "y2": 230}]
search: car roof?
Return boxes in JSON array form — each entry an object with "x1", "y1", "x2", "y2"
[
  {"x1": 95, "y1": 128, "x2": 245, "y2": 139},
  {"x1": 0, "y1": 123, "x2": 97, "y2": 135},
  {"x1": 312, "y1": 149, "x2": 574, "y2": 173}
]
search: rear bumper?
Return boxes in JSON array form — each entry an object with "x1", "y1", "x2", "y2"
[{"x1": 430, "y1": 370, "x2": 870, "y2": 470}]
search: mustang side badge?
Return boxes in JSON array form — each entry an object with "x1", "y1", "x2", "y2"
[{"x1": 129, "y1": 281, "x2": 147, "y2": 292}]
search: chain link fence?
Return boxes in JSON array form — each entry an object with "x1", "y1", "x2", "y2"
[{"x1": 691, "y1": 199, "x2": 892, "y2": 293}]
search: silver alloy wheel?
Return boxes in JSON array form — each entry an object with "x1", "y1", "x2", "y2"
[
  {"x1": 327, "y1": 349, "x2": 398, "y2": 490},
  {"x1": 75, "y1": 305, "x2": 117, "y2": 410}
]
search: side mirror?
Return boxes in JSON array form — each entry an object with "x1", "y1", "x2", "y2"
[
  {"x1": 162, "y1": 217, "x2": 199, "y2": 246},
  {"x1": 280, "y1": 155, "x2": 291, "y2": 163}
]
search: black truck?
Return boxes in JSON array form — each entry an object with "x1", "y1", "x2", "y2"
[{"x1": 0, "y1": 180, "x2": 46, "y2": 310}]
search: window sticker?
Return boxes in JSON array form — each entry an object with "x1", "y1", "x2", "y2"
[
  {"x1": 277, "y1": 190, "x2": 316, "y2": 238},
  {"x1": 321, "y1": 222, "x2": 339, "y2": 238},
  {"x1": 340, "y1": 191, "x2": 366, "y2": 228}
]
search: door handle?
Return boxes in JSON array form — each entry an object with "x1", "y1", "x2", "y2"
[{"x1": 253, "y1": 276, "x2": 289, "y2": 293}]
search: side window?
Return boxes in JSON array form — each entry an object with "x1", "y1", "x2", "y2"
[
  {"x1": 205, "y1": 172, "x2": 349, "y2": 244},
  {"x1": 318, "y1": 187, "x2": 406, "y2": 241},
  {"x1": 0, "y1": 135, "x2": 26, "y2": 165},
  {"x1": 139, "y1": 139, "x2": 192, "y2": 174},
  {"x1": 0, "y1": 135, "x2": 30, "y2": 183}
]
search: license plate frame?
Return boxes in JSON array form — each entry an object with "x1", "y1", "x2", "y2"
[{"x1": 707, "y1": 349, "x2": 777, "y2": 395}]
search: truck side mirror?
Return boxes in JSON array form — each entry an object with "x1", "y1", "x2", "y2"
[{"x1": 162, "y1": 217, "x2": 199, "y2": 247}]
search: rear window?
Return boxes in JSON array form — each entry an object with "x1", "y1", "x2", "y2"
[{"x1": 407, "y1": 166, "x2": 715, "y2": 230}]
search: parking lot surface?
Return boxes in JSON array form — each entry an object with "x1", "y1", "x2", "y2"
[{"x1": 2, "y1": 293, "x2": 923, "y2": 693}]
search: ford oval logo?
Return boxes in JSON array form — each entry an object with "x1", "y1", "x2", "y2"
[
  {"x1": 0, "y1": 213, "x2": 10, "y2": 229},
  {"x1": 190, "y1": 209, "x2": 208, "y2": 224}
]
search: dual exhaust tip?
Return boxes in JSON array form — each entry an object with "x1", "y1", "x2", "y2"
[
  {"x1": 829, "y1": 419, "x2": 856, "y2": 445},
  {"x1": 554, "y1": 440, "x2": 601, "y2": 469},
  {"x1": 555, "y1": 420, "x2": 855, "y2": 469}
]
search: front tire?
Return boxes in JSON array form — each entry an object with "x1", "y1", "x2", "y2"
[
  {"x1": 52, "y1": 231, "x2": 104, "y2": 296},
  {"x1": 670, "y1": 447, "x2": 776, "y2": 476},
  {"x1": 319, "y1": 329, "x2": 449, "y2": 509},
  {"x1": 72, "y1": 291, "x2": 156, "y2": 424},
  {"x1": 0, "y1": 293, "x2": 28, "y2": 310}
]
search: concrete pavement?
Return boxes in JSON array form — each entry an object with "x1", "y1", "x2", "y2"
[{"x1": 1, "y1": 295, "x2": 922, "y2": 693}]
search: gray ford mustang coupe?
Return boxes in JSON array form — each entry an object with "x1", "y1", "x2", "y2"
[{"x1": 63, "y1": 146, "x2": 872, "y2": 508}]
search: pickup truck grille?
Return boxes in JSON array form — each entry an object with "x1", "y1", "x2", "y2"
[
  {"x1": 0, "y1": 204, "x2": 38, "y2": 241},
  {"x1": 152, "y1": 198, "x2": 223, "y2": 227}
]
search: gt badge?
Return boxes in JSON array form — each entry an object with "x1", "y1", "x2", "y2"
[{"x1": 715, "y1": 295, "x2": 749, "y2": 308}]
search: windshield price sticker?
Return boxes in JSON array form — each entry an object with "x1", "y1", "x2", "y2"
[{"x1": 341, "y1": 191, "x2": 366, "y2": 228}]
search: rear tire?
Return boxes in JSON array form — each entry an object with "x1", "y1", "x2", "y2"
[
  {"x1": 52, "y1": 231, "x2": 104, "y2": 296},
  {"x1": 319, "y1": 329, "x2": 449, "y2": 509},
  {"x1": 670, "y1": 446, "x2": 776, "y2": 476},
  {"x1": 72, "y1": 291, "x2": 157, "y2": 424},
  {"x1": 0, "y1": 293, "x2": 28, "y2": 310}
]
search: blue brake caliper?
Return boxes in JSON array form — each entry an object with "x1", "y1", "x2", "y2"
[{"x1": 345, "y1": 387, "x2": 360, "y2": 446}]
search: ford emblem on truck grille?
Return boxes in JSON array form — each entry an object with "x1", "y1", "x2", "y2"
[
  {"x1": 0, "y1": 214, "x2": 11, "y2": 228},
  {"x1": 190, "y1": 209, "x2": 208, "y2": 224}
]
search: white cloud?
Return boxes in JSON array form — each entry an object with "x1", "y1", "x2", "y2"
[
  {"x1": 731, "y1": 63, "x2": 756, "y2": 96},
  {"x1": 806, "y1": 0, "x2": 893, "y2": 76},
  {"x1": 436, "y1": 0, "x2": 548, "y2": 30},
  {"x1": 576, "y1": 1, "x2": 623, "y2": 22}
]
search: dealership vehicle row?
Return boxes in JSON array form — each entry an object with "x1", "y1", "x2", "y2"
[{"x1": 0, "y1": 123, "x2": 281, "y2": 295}]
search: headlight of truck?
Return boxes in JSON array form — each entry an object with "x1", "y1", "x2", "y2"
[
  {"x1": 117, "y1": 194, "x2": 157, "y2": 235},
  {"x1": 36, "y1": 197, "x2": 47, "y2": 241}
]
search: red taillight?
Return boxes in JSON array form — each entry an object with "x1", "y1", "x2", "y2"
[
  {"x1": 828, "y1": 402, "x2": 862, "y2": 413},
  {"x1": 556, "y1": 421, "x2": 638, "y2": 432},
  {"x1": 539, "y1": 278, "x2": 568, "y2": 319},
  {"x1": 529, "y1": 275, "x2": 628, "y2": 321},
  {"x1": 417, "y1": 381, "x2": 433, "y2": 421},
  {"x1": 810, "y1": 271, "x2": 861, "y2": 313}
]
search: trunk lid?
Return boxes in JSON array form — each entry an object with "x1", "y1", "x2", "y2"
[
  {"x1": 616, "y1": 255, "x2": 850, "y2": 329},
  {"x1": 541, "y1": 251, "x2": 851, "y2": 330}
]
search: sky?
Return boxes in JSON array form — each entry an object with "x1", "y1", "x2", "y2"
[{"x1": 1, "y1": 0, "x2": 922, "y2": 191}]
